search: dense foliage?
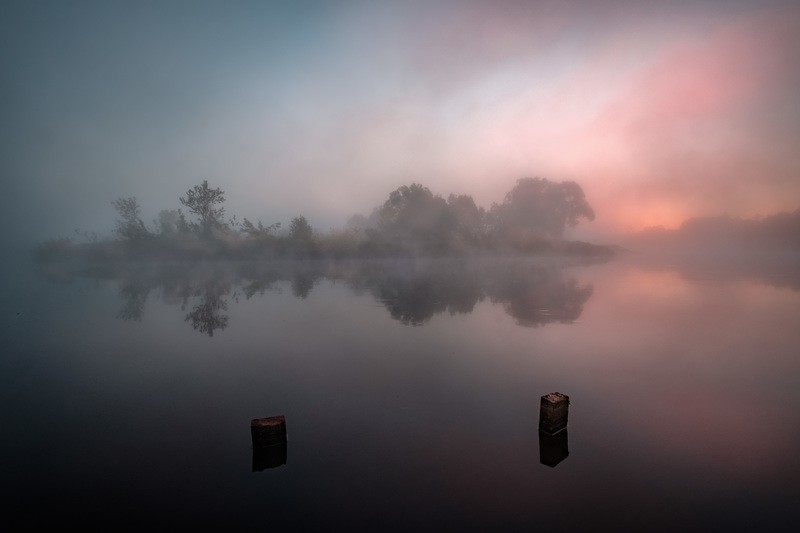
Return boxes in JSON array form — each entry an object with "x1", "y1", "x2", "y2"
[{"x1": 35, "y1": 177, "x2": 612, "y2": 261}]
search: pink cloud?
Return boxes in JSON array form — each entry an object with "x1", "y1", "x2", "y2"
[
  {"x1": 564, "y1": 5, "x2": 800, "y2": 231},
  {"x1": 245, "y1": 2, "x2": 800, "y2": 234}
]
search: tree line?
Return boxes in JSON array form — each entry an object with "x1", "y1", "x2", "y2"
[
  {"x1": 38, "y1": 177, "x2": 609, "y2": 260},
  {"x1": 630, "y1": 210, "x2": 800, "y2": 251}
]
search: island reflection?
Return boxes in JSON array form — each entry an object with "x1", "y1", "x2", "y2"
[{"x1": 38, "y1": 258, "x2": 598, "y2": 335}]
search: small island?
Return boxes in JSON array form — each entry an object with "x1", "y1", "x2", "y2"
[{"x1": 33, "y1": 176, "x2": 617, "y2": 263}]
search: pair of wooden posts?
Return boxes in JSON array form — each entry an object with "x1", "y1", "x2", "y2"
[{"x1": 251, "y1": 393, "x2": 568, "y2": 471}]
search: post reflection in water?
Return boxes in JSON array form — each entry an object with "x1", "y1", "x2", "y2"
[
  {"x1": 539, "y1": 429, "x2": 569, "y2": 468},
  {"x1": 83, "y1": 258, "x2": 600, "y2": 335},
  {"x1": 252, "y1": 440, "x2": 287, "y2": 472}
]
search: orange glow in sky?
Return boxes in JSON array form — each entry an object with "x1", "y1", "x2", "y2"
[{"x1": 379, "y1": 3, "x2": 800, "y2": 236}]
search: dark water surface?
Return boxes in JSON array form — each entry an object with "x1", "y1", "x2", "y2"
[{"x1": 3, "y1": 253, "x2": 799, "y2": 530}]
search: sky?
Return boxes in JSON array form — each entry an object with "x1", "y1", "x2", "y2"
[{"x1": 3, "y1": 0, "x2": 800, "y2": 246}]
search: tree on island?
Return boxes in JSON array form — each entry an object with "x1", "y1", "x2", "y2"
[
  {"x1": 374, "y1": 183, "x2": 455, "y2": 252},
  {"x1": 289, "y1": 215, "x2": 313, "y2": 242},
  {"x1": 179, "y1": 180, "x2": 226, "y2": 238},
  {"x1": 112, "y1": 196, "x2": 150, "y2": 241},
  {"x1": 35, "y1": 175, "x2": 611, "y2": 262},
  {"x1": 447, "y1": 193, "x2": 486, "y2": 248},
  {"x1": 489, "y1": 177, "x2": 595, "y2": 246},
  {"x1": 365, "y1": 178, "x2": 595, "y2": 253},
  {"x1": 242, "y1": 218, "x2": 281, "y2": 239},
  {"x1": 155, "y1": 209, "x2": 191, "y2": 237}
]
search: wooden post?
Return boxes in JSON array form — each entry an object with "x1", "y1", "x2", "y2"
[
  {"x1": 538, "y1": 392, "x2": 569, "y2": 435},
  {"x1": 251, "y1": 415, "x2": 287, "y2": 471},
  {"x1": 251, "y1": 415, "x2": 287, "y2": 447}
]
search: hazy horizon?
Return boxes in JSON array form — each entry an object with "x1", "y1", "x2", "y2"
[{"x1": 4, "y1": 0, "x2": 800, "y2": 248}]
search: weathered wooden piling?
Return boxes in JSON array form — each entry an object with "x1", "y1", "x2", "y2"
[
  {"x1": 251, "y1": 415, "x2": 287, "y2": 471},
  {"x1": 251, "y1": 415, "x2": 287, "y2": 447},
  {"x1": 538, "y1": 392, "x2": 569, "y2": 435}
]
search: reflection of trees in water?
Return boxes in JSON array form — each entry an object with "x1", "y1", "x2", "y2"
[
  {"x1": 629, "y1": 252, "x2": 800, "y2": 292},
  {"x1": 36, "y1": 251, "x2": 800, "y2": 335},
  {"x1": 378, "y1": 276, "x2": 449, "y2": 326},
  {"x1": 117, "y1": 280, "x2": 150, "y2": 321},
  {"x1": 184, "y1": 283, "x2": 229, "y2": 337},
  {"x1": 487, "y1": 264, "x2": 594, "y2": 327},
  {"x1": 242, "y1": 278, "x2": 275, "y2": 299},
  {"x1": 344, "y1": 259, "x2": 592, "y2": 327},
  {"x1": 349, "y1": 261, "x2": 483, "y2": 326},
  {"x1": 237, "y1": 263, "x2": 320, "y2": 300},
  {"x1": 499, "y1": 278, "x2": 593, "y2": 327},
  {"x1": 291, "y1": 271, "x2": 317, "y2": 299},
  {"x1": 41, "y1": 258, "x2": 601, "y2": 334},
  {"x1": 113, "y1": 265, "x2": 234, "y2": 336}
]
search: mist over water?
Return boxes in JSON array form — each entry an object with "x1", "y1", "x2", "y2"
[{"x1": 4, "y1": 252, "x2": 799, "y2": 529}]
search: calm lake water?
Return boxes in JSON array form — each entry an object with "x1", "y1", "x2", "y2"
[{"x1": 4, "y1": 252, "x2": 800, "y2": 530}]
